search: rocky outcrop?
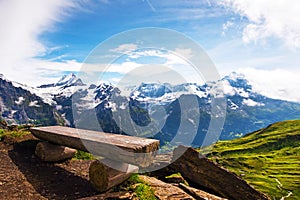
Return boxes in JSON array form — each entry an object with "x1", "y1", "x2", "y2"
[
  {"x1": 138, "y1": 175, "x2": 194, "y2": 199},
  {"x1": 139, "y1": 175, "x2": 226, "y2": 200},
  {"x1": 0, "y1": 119, "x2": 7, "y2": 129},
  {"x1": 78, "y1": 192, "x2": 133, "y2": 200},
  {"x1": 178, "y1": 183, "x2": 227, "y2": 200},
  {"x1": 0, "y1": 77, "x2": 58, "y2": 125},
  {"x1": 163, "y1": 146, "x2": 270, "y2": 200}
]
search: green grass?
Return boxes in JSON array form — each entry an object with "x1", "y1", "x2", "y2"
[
  {"x1": 165, "y1": 172, "x2": 182, "y2": 179},
  {"x1": 135, "y1": 183, "x2": 156, "y2": 200},
  {"x1": 165, "y1": 172, "x2": 189, "y2": 186},
  {"x1": 128, "y1": 174, "x2": 157, "y2": 200},
  {"x1": 205, "y1": 119, "x2": 300, "y2": 200},
  {"x1": 0, "y1": 128, "x2": 30, "y2": 141},
  {"x1": 115, "y1": 174, "x2": 157, "y2": 200},
  {"x1": 73, "y1": 150, "x2": 95, "y2": 160}
]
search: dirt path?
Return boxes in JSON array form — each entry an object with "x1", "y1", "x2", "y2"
[{"x1": 0, "y1": 134, "x2": 99, "y2": 199}]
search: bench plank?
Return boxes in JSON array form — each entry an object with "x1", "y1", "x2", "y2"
[{"x1": 30, "y1": 126, "x2": 159, "y2": 167}]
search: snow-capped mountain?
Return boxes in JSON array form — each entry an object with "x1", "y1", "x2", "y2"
[
  {"x1": 129, "y1": 72, "x2": 265, "y2": 110},
  {"x1": 0, "y1": 74, "x2": 59, "y2": 125},
  {"x1": 12, "y1": 73, "x2": 87, "y2": 105},
  {"x1": 1, "y1": 72, "x2": 300, "y2": 146},
  {"x1": 126, "y1": 72, "x2": 300, "y2": 145},
  {"x1": 38, "y1": 73, "x2": 85, "y2": 89},
  {"x1": 130, "y1": 82, "x2": 208, "y2": 107}
]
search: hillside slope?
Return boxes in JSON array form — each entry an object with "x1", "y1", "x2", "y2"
[{"x1": 207, "y1": 119, "x2": 300, "y2": 200}]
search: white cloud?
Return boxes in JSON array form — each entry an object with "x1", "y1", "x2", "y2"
[
  {"x1": 219, "y1": 0, "x2": 300, "y2": 48},
  {"x1": 174, "y1": 48, "x2": 193, "y2": 60},
  {"x1": 208, "y1": 39, "x2": 300, "y2": 74},
  {"x1": 237, "y1": 68, "x2": 300, "y2": 102},
  {"x1": 127, "y1": 48, "x2": 193, "y2": 65},
  {"x1": 82, "y1": 61, "x2": 142, "y2": 74},
  {"x1": 222, "y1": 21, "x2": 234, "y2": 36},
  {"x1": 12, "y1": 59, "x2": 82, "y2": 86},
  {"x1": 110, "y1": 44, "x2": 138, "y2": 54},
  {"x1": 0, "y1": 0, "x2": 82, "y2": 85}
]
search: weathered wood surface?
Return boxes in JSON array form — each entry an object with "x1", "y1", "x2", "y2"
[
  {"x1": 35, "y1": 141, "x2": 76, "y2": 162},
  {"x1": 89, "y1": 160, "x2": 138, "y2": 192},
  {"x1": 30, "y1": 126, "x2": 159, "y2": 167}
]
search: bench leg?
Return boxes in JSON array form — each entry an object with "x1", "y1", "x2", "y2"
[
  {"x1": 35, "y1": 141, "x2": 76, "y2": 162},
  {"x1": 89, "y1": 159, "x2": 139, "y2": 193}
]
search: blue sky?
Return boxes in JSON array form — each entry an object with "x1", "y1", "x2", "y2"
[
  {"x1": 0, "y1": 0, "x2": 300, "y2": 102},
  {"x1": 39, "y1": 1, "x2": 231, "y2": 62}
]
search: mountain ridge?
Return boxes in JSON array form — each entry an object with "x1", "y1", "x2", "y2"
[{"x1": 1, "y1": 72, "x2": 300, "y2": 145}]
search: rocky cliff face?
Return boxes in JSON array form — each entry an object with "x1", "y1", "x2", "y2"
[
  {"x1": 151, "y1": 146, "x2": 270, "y2": 200},
  {"x1": 0, "y1": 75, "x2": 58, "y2": 125}
]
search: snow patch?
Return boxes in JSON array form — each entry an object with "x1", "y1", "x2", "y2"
[
  {"x1": 243, "y1": 99, "x2": 265, "y2": 107},
  {"x1": 29, "y1": 101, "x2": 40, "y2": 107},
  {"x1": 56, "y1": 105, "x2": 63, "y2": 110},
  {"x1": 15, "y1": 97, "x2": 25, "y2": 105},
  {"x1": 228, "y1": 99, "x2": 239, "y2": 110}
]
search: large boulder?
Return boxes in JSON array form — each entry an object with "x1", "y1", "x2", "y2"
[{"x1": 165, "y1": 146, "x2": 270, "y2": 200}]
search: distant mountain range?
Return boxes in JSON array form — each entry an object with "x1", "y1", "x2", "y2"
[{"x1": 1, "y1": 72, "x2": 300, "y2": 146}]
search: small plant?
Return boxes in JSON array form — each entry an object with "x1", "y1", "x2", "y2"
[
  {"x1": 135, "y1": 184, "x2": 156, "y2": 200},
  {"x1": 73, "y1": 150, "x2": 95, "y2": 160},
  {"x1": 0, "y1": 129, "x2": 5, "y2": 140},
  {"x1": 165, "y1": 172, "x2": 182, "y2": 179},
  {"x1": 165, "y1": 172, "x2": 189, "y2": 186},
  {"x1": 114, "y1": 174, "x2": 157, "y2": 200}
]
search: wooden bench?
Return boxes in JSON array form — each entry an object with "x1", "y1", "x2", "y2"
[{"x1": 30, "y1": 126, "x2": 160, "y2": 192}]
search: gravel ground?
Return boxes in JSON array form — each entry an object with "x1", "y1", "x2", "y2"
[{"x1": 0, "y1": 134, "x2": 101, "y2": 199}]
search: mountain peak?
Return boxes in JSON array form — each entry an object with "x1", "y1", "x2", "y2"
[
  {"x1": 0, "y1": 73, "x2": 8, "y2": 81},
  {"x1": 222, "y1": 72, "x2": 252, "y2": 90},
  {"x1": 56, "y1": 73, "x2": 77, "y2": 85},
  {"x1": 223, "y1": 72, "x2": 246, "y2": 81},
  {"x1": 38, "y1": 73, "x2": 85, "y2": 89}
]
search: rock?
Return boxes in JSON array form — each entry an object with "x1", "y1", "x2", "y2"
[
  {"x1": 179, "y1": 183, "x2": 227, "y2": 200},
  {"x1": 167, "y1": 146, "x2": 270, "y2": 200},
  {"x1": 164, "y1": 173, "x2": 188, "y2": 185},
  {"x1": 165, "y1": 175, "x2": 187, "y2": 184},
  {"x1": 8, "y1": 124, "x2": 18, "y2": 131},
  {"x1": 78, "y1": 191, "x2": 133, "y2": 200},
  {"x1": 138, "y1": 175, "x2": 194, "y2": 199},
  {"x1": 0, "y1": 120, "x2": 7, "y2": 129},
  {"x1": 35, "y1": 142, "x2": 76, "y2": 162}
]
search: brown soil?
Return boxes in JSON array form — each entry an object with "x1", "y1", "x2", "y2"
[{"x1": 0, "y1": 134, "x2": 101, "y2": 200}]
